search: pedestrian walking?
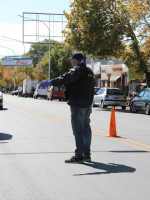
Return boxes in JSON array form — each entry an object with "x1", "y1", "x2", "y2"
[
  {"x1": 18, "y1": 86, "x2": 22, "y2": 97},
  {"x1": 39, "y1": 52, "x2": 95, "y2": 163}
]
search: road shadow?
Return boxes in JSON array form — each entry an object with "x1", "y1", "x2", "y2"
[
  {"x1": 109, "y1": 150, "x2": 149, "y2": 153},
  {"x1": 0, "y1": 133, "x2": 13, "y2": 141},
  {"x1": 92, "y1": 150, "x2": 149, "y2": 153},
  {"x1": 74, "y1": 161, "x2": 136, "y2": 176},
  {"x1": 93, "y1": 107, "x2": 130, "y2": 114},
  {"x1": 93, "y1": 107, "x2": 149, "y2": 115}
]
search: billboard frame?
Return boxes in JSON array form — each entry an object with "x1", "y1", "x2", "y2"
[{"x1": 21, "y1": 12, "x2": 68, "y2": 80}]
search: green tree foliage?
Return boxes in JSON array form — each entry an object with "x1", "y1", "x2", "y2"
[
  {"x1": 40, "y1": 44, "x2": 73, "y2": 79},
  {"x1": 64, "y1": 0, "x2": 150, "y2": 85},
  {"x1": 64, "y1": 0, "x2": 127, "y2": 59},
  {"x1": 28, "y1": 39, "x2": 49, "y2": 67},
  {"x1": 28, "y1": 40, "x2": 73, "y2": 80}
]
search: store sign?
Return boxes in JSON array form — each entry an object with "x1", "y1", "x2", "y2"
[
  {"x1": 2, "y1": 58, "x2": 32, "y2": 66},
  {"x1": 129, "y1": 67, "x2": 145, "y2": 79}
]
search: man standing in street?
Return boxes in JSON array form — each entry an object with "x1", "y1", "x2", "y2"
[{"x1": 39, "y1": 52, "x2": 95, "y2": 164}]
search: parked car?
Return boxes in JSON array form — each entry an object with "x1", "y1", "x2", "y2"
[
  {"x1": 11, "y1": 90, "x2": 18, "y2": 96},
  {"x1": 130, "y1": 88, "x2": 150, "y2": 115},
  {"x1": 33, "y1": 84, "x2": 48, "y2": 99},
  {"x1": 47, "y1": 85, "x2": 66, "y2": 101},
  {"x1": 93, "y1": 87, "x2": 127, "y2": 110},
  {"x1": 0, "y1": 91, "x2": 3, "y2": 110}
]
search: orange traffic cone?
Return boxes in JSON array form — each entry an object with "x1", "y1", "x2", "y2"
[{"x1": 106, "y1": 106, "x2": 119, "y2": 137}]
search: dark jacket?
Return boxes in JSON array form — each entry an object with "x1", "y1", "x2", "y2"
[{"x1": 51, "y1": 62, "x2": 95, "y2": 108}]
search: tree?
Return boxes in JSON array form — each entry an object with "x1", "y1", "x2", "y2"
[
  {"x1": 41, "y1": 44, "x2": 73, "y2": 79},
  {"x1": 64, "y1": 0, "x2": 150, "y2": 86},
  {"x1": 3, "y1": 67, "x2": 14, "y2": 90},
  {"x1": 28, "y1": 39, "x2": 49, "y2": 67},
  {"x1": 64, "y1": 0, "x2": 127, "y2": 59},
  {"x1": 28, "y1": 39, "x2": 73, "y2": 80},
  {"x1": 0, "y1": 61, "x2": 7, "y2": 88}
]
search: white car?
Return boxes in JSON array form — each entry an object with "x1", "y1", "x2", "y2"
[
  {"x1": 93, "y1": 87, "x2": 127, "y2": 110},
  {"x1": 33, "y1": 84, "x2": 48, "y2": 99},
  {"x1": 0, "y1": 91, "x2": 3, "y2": 110}
]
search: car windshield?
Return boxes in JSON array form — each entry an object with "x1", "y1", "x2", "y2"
[
  {"x1": 39, "y1": 86, "x2": 47, "y2": 89},
  {"x1": 94, "y1": 88, "x2": 100, "y2": 93},
  {"x1": 60, "y1": 87, "x2": 65, "y2": 91},
  {"x1": 53, "y1": 87, "x2": 59, "y2": 91},
  {"x1": 107, "y1": 89, "x2": 124, "y2": 95}
]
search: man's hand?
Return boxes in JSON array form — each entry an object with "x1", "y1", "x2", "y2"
[{"x1": 39, "y1": 80, "x2": 52, "y2": 87}]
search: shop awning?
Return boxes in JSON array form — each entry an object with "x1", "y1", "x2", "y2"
[{"x1": 110, "y1": 76, "x2": 121, "y2": 82}]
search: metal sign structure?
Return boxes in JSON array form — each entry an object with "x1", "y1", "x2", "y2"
[
  {"x1": 2, "y1": 58, "x2": 32, "y2": 66},
  {"x1": 22, "y1": 12, "x2": 68, "y2": 80},
  {"x1": 22, "y1": 12, "x2": 68, "y2": 44}
]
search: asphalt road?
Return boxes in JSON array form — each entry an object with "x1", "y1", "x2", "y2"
[{"x1": 0, "y1": 94, "x2": 150, "y2": 200}]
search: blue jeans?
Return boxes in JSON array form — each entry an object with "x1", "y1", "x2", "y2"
[{"x1": 70, "y1": 106, "x2": 92, "y2": 158}]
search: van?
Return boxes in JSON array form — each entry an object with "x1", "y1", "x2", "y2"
[
  {"x1": 47, "y1": 85, "x2": 66, "y2": 101},
  {"x1": 33, "y1": 84, "x2": 48, "y2": 99}
]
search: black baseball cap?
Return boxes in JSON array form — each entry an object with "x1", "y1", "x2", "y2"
[{"x1": 69, "y1": 52, "x2": 83, "y2": 61}]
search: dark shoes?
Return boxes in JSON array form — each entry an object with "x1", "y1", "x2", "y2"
[
  {"x1": 65, "y1": 156, "x2": 91, "y2": 164},
  {"x1": 83, "y1": 156, "x2": 91, "y2": 163},
  {"x1": 65, "y1": 156, "x2": 84, "y2": 164}
]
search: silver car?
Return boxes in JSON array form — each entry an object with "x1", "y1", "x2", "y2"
[
  {"x1": 93, "y1": 87, "x2": 127, "y2": 110},
  {"x1": 0, "y1": 91, "x2": 3, "y2": 110}
]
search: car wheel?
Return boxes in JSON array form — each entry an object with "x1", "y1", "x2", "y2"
[
  {"x1": 145, "y1": 104, "x2": 150, "y2": 115},
  {"x1": 92, "y1": 100, "x2": 96, "y2": 107},
  {"x1": 50, "y1": 96, "x2": 53, "y2": 101},
  {"x1": 130, "y1": 103, "x2": 138, "y2": 113},
  {"x1": 101, "y1": 101, "x2": 106, "y2": 108},
  {"x1": 122, "y1": 106, "x2": 126, "y2": 110}
]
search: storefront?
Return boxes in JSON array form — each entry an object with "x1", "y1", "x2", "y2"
[{"x1": 99, "y1": 64, "x2": 128, "y2": 88}]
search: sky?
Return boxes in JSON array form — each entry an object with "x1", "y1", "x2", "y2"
[{"x1": 0, "y1": 0, "x2": 72, "y2": 58}]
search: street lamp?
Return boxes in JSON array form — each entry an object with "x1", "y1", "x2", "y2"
[
  {"x1": 2, "y1": 36, "x2": 26, "y2": 54},
  {"x1": 106, "y1": 67, "x2": 112, "y2": 87},
  {"x1": 0, "y1": 45, "x2": 16, "y2": 56}
]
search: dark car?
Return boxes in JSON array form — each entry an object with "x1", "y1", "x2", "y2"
[
  {"x1": 130, "y1": 88, "x2": 150, "y2": 115},
  {"x1": 11, "y1": 90, "x2": 18, "y2": 96}
]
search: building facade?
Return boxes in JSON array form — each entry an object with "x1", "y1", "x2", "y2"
[{"x1": 86, "y1": 56, "x2": 146, "y2": 95}]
